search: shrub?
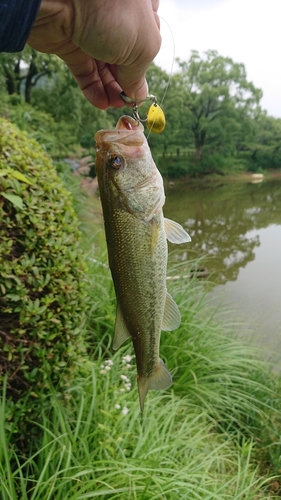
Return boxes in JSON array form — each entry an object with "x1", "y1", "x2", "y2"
[
  {"x1": 0, "y1": 118, "x2": 88, "y2": 437},
  {"x1": 0, "y1": 96, "x2": 80, "y2": 158},
  {"x1": 157, "y1": 157, "x2": 195, "y2": 178}
]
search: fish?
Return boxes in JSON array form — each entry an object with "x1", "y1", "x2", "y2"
[{"x1": 94, "y1": 116, "x2": 191, "y2": 413}]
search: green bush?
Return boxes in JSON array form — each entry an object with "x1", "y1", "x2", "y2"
[
  {"x1": 0, "y1": 96, "x2": 80, "y2": 158},
  {"x1": 156, "y1": 157, "x2": 195, "y2": 178},
  {"x1": 0, "y1": 118, "x2": 88, "y2": 436}
]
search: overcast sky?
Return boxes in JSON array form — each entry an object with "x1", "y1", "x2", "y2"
[{"x1": 154, "y1": 0, "x2": 281, "y2": 117}]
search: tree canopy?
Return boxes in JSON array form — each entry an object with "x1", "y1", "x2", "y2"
[{"x1": 0, "y1": 48, "x2": 280, "y2": 176}]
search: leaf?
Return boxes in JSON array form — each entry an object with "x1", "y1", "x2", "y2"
[
  {"x1": 6, "y1": 294, "x2": 21, "y2": 302},
  {"x1": 50, "y1": 318, "x2": 60, "y2": 324},
  {"x1": 1, "y1": 192, "x2": 24, "y2": 209},
  {"x1": 0, "y1": 170, "x2": 8, "y2": 177},
  {"x1": 10, "y1": 170, "x2": 33, "y2": 184}
]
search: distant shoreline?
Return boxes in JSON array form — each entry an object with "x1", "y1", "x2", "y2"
[{"x1": 164, "y1": 169, "x2": 281, "y2": 185}]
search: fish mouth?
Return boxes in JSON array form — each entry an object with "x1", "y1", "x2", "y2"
[{"x1": 94, "y1": 116, "x2": 145, "y2": 148}]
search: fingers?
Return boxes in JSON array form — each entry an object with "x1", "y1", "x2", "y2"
[
  {"x1": 107, "y1": 0, "x2": 161, "y2": 104},
  {"x1": 79, "y1": 62, "x2": 125, "y2": 109},
  {"x1": 28, "y1": 0, "x2": 162, "y2": 109},
  {"x1": 62, "y1": 44, "x2": 152, "y2": 108},
  {"x1": 70, "y1": 0, "x2": 161, "y2": 102},
  {"x1": 115, "y1": 3, "x2": 161, "y2": 100},
  {"x1": 65, "y1": 51, "x2": 126, "y2": 109},
  {"x1": 114, "y1": 68, "x2": 149, "y2": 102}
]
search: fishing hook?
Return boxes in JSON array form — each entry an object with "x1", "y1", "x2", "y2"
[{"x1": 120, "y1": 91, "x2": 158, "y2": 123}]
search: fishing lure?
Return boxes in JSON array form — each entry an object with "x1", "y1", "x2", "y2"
[{"x1": 120, "y1": 92, "x2": 166, "y2": 134}]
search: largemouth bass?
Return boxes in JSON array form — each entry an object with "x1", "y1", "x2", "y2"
[{"x1": 95, "y1": 116, "x2": 190, "y2": 413}]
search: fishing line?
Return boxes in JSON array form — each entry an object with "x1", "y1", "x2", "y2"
[
  {"x1": 120, "y1": 18, "x2": 175, "y2": 137},
  {"x1": 157, "y1": 15, "x2": 176, "y2": 107},
  {"x1": 146, "y1": 15, "x2": 176, "y2": 141}
]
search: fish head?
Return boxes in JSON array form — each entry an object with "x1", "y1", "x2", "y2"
[{"x1": 94, "y1": 116, "x2": 164, "y2": 217}]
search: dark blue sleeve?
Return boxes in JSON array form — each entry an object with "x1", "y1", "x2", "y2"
[{"x1": 0, "y1": 0, "x2": 42, "y2": 52}]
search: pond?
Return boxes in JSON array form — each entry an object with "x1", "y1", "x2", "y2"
[{"x1": 164, "y1": 177, "x2": 281, "y2": 352}]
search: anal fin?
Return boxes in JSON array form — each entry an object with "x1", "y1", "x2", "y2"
[
  {"x1": 113, "y1": 303, "x2": 131, "y2": 350},
  {"x1": 162, "y1": 292, "x2": 181, "y2": 331}
]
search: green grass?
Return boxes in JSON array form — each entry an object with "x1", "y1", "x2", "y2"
[
  {"x1": 0, "y1": 354, "x2": 277, "y2": 499},
  {"x1": 1, "y1": 170, "x2": 281, "y2": 499}
]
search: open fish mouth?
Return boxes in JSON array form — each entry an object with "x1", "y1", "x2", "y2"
[
  {"x1": 94, "y1": 116, "x2": 145, "y2": 149},
  {"x1": 94, "y1": 116, "x2": 147, "y2": 162}
]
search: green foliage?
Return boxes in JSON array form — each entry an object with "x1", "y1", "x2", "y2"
[
  {"x1": 0, "y1": 119, "x2": 88, "y2": 436},
  {"x1": 145, "y1": 57, "x2": 281, "y2": 177},
  {"x1": 31, "y1": 63, "x2": 114, "y2": 150},
  {"x1": 0, "y1": 266, "x2": 280, "y2": 498},
  {"x1": 0, "y1": 49, "x2": 114, "y2": 155},
  {"x1": 162, "y1": 158, "x2": 194, "y2": 178},
  {"x1": 198, "y1": 152, "x2": 244, "y2": 175},
  {"x1": 2, "y1": 48, "x2": 281, "y2": 176},
  {"x1": 0, "y1": 47, "x2": 62, "y2": 102},
  {"x1": 0, "y1": 364, "x2": 275, "y2": 500},
  {"x1": 0, "y1": 162, "x2": 280, "y2": 497},
  {"x1": 175, "y1": 50, "x2": 262, "y2": 169},
  {"x1": 243, "y1": 115, "x2": 281, "y2": 170},
  {"x1": 0, "y1": 95, "x2": 81, "y2": 158}
]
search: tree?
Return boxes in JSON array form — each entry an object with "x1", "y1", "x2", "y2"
[
  {"x1": 106, "y1": 63, "x2": 179, "y2": 157},
  {"x1": 0, "y1": 47, "x2": 61, "y2": 103},
  {"x1": 176, "y1": 51, "x2": 263, "y2": 164},
  {"x1": 146, "y1": 64, "x2": 183, "y2": 155},
  {"x1": 242, "y1": 114, "x2": 281, "y2": 170},
  {"x1": 31, "y1": 62, "x2": 114, "y2": 149}
]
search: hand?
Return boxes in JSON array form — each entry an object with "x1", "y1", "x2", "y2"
[{"x1": 27, "y1": 0, "x2": 161, "y2": 109}]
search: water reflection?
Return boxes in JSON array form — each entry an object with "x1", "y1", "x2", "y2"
[{"x1": 164, "y1": 180, "x2": 281, "y2": 284}]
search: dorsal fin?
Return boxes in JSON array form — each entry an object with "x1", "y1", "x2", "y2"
[
  {"x1": 113, "y1": 303, "x2": 131, "y2": 350},
  {"x1": 164, "y1": 218, "x2": 191, "y2": 244},
  {"x1": 162, "y1": 292, "x2": 181, "y2": 331}
]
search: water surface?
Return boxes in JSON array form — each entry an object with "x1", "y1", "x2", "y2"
[{"x1": 164, "y1": 179, "x2": 281, "y2": 351}]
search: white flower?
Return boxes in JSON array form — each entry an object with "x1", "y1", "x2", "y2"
[
  {"x1": 120, "y1": 374, "x2": 129, "y2": 382},
  {"x1": 105, "y1": 365, "x2": 111, "y2": 371},
  {"x1": 115, "y1": 404, "x2": 121, "y2": 410},
  {"x1": 125, "y1": 364, "x2": 131, "y2": 369},
  {"x1": 121, "y1": 406, "x2": 129, "y2": 416},
  {"x1": 122, "y1": 355, "x2": 133, "y2": 363},
  {"x1": 119, "y1": 388, "x2": 125, "y2": 393},
  {"x1": 105, "y1": 359, "x2": 114, "y2": 366},
  {"x1": 99, "y1": 369, "x2": 107, "y2": 375},
  {"x1": 125, "y1": 383, "x2": 131, "y2": 391}
]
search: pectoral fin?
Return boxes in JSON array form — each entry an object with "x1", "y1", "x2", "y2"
[
  {"x1": 137, "y1": 359, "x2": 173, "y2": 414},
  {"x1": 162, "y1": 292, "x2": 181, "y2": 331},
  {"x1": 164, "y1": 218, "x2": 191, "y2": 244},
  {"x1": 113, "y1": 303, "x2": 131, "y2": 350}
]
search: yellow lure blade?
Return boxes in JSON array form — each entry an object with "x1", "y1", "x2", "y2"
[{"x1": 146, "y1": 103, "x2": 166, "y2": 134}]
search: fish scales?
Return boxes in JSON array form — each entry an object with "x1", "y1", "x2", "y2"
[
  {"x1": 109, "y1": 211, "x2": 167, "y2": 378},
  {"x1": 95, "y1": 115, "x2": 191, "y2": 413}
]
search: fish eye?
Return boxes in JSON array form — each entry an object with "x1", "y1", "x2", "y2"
[{"x1": 110, "y1": 155, "x2": 123, "y2": 169}]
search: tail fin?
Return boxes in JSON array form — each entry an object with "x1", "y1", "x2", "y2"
[{"x1": 137, "y1": 359, "x2": 173, "y2": 414}]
